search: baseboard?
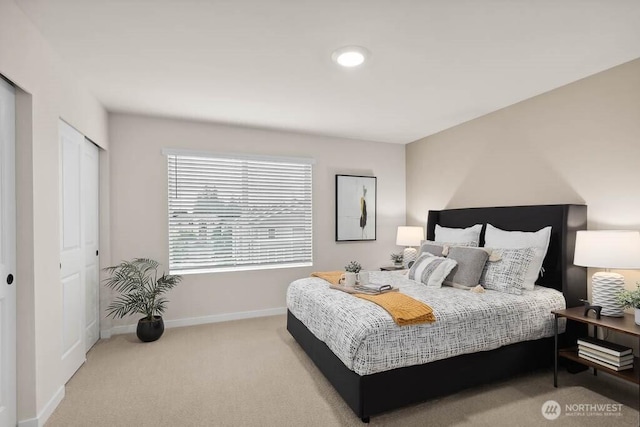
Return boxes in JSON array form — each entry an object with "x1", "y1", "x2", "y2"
[
  {"x1": 17, "y1": 417, "x2": 37, "y2": 427},
  {"x1": 18, "y1": 386, "x2": 65, "y2": 427},
  {"x1": 106, "y1": 307, "x2": 287, "y2": 337}
]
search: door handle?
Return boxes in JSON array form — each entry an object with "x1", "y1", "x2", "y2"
[{"x1": 6, "y1": 274, "x2": 13, "y2": 285}]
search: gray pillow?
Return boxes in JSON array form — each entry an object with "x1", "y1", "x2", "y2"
[
  {"x1": 444, "y1": 246, "x2": 490, "y2": 289},
  {"x1": 418, "y1": 241, "x2": 445, "y2": 257}
]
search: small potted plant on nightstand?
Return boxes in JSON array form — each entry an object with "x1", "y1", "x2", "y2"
[
  {"x1": 617, "y1": 282, "x2": 640, "y2": 326},
  {"x1": 390, "y1": 253, "x2": 403, "y2": 267},
  {"x1": 104, "y1": 258, "x2": 182, "y2": 342}
]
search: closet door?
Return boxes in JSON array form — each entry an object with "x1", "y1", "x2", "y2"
[
  {"x1": 59, "y1": 120, "x2": 87, "y2": 383},
  {"x1": 0, "y1": 76, "x2": 17, "y2": 427},
  {"x1": 83, "y1": 140, "x2": 99, "y2": 351},
  {"x1": 59, "y1": 121, "x2": 100, "y2": 381}
]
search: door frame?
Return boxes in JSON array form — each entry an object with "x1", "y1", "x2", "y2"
[{"x1": 0, "y1": 73, "x2": 17, "y2": 427}]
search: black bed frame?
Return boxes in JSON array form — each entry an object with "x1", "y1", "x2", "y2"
[{"x1": 287, "y1": 204, "x2": 587, "y2": 422}]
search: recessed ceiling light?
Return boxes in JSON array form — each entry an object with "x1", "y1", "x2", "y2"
[{"x1": 331, "y1": 46, "x2": 370, "y2": 68}]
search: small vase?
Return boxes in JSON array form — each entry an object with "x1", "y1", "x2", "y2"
[
  {"x1": 635, "y1": 308, "x2": 640, "y2": 326},
  {"x1": 340, "y1": 272, "x2": 357, "y2": 287}
]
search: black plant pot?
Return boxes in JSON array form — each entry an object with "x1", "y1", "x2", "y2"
[{"x1": 136, "y1": 316, "x2": 164, "y2": 342}]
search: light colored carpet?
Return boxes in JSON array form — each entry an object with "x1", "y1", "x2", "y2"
[{"x1": 46, "y1": 315, "x2": 639, "y2": 426}]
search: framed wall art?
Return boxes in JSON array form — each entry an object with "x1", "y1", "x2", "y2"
[{"x1": 335, "y1": 174, "x2": 377, "y2": 241}]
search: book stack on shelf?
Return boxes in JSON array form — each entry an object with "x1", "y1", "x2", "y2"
[{"x1": 577, "y1": 336, "x2": 634, "y2": 371}]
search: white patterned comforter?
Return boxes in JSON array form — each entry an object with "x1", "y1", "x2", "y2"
[{"x1": 286, "y1": 271, "x2": 566, "y2": 375}]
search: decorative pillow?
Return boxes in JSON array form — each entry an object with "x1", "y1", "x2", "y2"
[
  {"x1": 418, "y1": 241, "x2": 446, "y2": 257},
  {"x1": 484, "y1": 224, "x2": 552, "y2": 290},
  {"x1": 480, "y1": 248, "x2": 535, "y2": 295},
  {"x1": 444, "y1": 246, "x2": 490, "y2": 289},
  {"x1": 408, "y1": 253, "x2": 458, "y2": 288},
  {"x1": 420, "y1": 240, "x2": 499, "y2": 258},
  {"x1": 434, "y1": 224, "x2": 482, "y2": 247},
  {"x1": 418, "y1": 240, "x2": 478, "y2": 258}
]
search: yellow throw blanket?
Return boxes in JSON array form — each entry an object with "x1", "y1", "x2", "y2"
[
  {"x1": 355, "y1": 292, "x2": 436, "y2": 326},
  {"x1": 310, "y1": 271, "x2": 344, "y2": 285},
  {"x1": 310, "y1": 271, "x2": 435, "y2": 326}
]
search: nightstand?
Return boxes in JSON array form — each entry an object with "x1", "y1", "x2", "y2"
[
  {"x1": 380, "y1": 266, "x2": 405, "y2": 271},
  {"x1": 552, "y1": 306, "x2": 640, "y2": 387}
]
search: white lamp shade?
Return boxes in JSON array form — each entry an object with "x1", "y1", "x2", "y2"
[
  {"x1": 574, "y1": 230, "x2": 640, "y2": 269},
  {"x1": 396, "y1": 226, "x2": 424, "y2": 247}
]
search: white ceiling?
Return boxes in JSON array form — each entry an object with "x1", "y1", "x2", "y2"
[{"x1": 16, "y1": 0, "x2": 640, "y2": 144}]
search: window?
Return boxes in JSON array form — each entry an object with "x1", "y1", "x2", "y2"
[{"x1": 165, "y1": 150, "x2": 313, "y2": 274}]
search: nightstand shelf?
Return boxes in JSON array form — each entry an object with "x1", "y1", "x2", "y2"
[
  {"x1": 553, "y1": 306, "x2": 640, "y2": 387},
  {"x1": 558, "y1": 346, "x2": 639, "y2": 384}
]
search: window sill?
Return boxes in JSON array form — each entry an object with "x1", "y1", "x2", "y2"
[{"x1": 171, "y1": 262, "x2": 313, "y2": 275}]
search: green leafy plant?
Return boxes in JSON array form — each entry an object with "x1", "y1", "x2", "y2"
[
  {"x1": 345, "y1": 261, "x2": 362, "y2": 273},
  {"x1": 390, "y1": 253, "x2": 403, "y2": 264},
  {"x1": 617, "y1": 282, "x2": 640, "y2": 309},
  {"x1": 104, "y1": 258, "x2": 182, "y2": 320}
]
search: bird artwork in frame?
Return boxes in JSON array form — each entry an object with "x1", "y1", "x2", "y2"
[{"x1": 335, "y1": 174, "x2": 377, "y2": 241}]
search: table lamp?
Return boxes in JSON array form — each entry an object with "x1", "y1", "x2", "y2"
[
  {"x1": 574, "y1": 230, "x2": 640, "y2": 317},
  {"x1": 396, "y1": 226, "x2": 424, "y2": 268}
]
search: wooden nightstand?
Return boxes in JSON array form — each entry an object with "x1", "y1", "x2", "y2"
[
  {"x1": 552, "y1": 306, "x2": 640, "y2": 387},
  {"x1": 380, "y1": 266, "x2": 405, "y2": 271}
]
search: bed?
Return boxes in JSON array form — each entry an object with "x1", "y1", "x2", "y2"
[{"x1": 287, "y1": 204, "x2": 587, "y2": 422}]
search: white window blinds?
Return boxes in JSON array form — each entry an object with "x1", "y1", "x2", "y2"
[{"x1": 166, "y1": 151, "x2": 313, "y2": 274}]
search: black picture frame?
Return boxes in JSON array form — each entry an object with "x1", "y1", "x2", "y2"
[{"x1": 335, "y1": 174, "x2": 376, "y2": 241}]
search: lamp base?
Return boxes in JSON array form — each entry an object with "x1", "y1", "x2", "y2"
[
  {"x1": 591, "y1": 272, "x2": 625, "y2": 317},
  {"x1": 403, "y1": 247, "x2": 418, "y2": 268}
]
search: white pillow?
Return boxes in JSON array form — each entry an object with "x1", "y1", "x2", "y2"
[
  {"x1": 408, "y1": 253, "x2": 458, "y2": 288},
  {"x1": 434, "y1": 224, "x2": 482, "y2": 247},
  {"x1": 483, "y1": 224, "x2": 552, "y2": 290}
]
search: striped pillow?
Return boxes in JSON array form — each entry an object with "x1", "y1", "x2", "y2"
[{"x1": 408, "y1": 253, "x2": 458, "y2": 288}]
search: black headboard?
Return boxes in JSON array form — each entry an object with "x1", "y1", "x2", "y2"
[{"x1": 426, "y1": 204, "x2": 587, "y2": 308}]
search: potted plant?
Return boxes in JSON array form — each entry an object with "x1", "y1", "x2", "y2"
[
  {"x1": 345, "y1": 261, "x2": 362, "y2": 273},
  {"x1": 390, "y1": 253, "x2": 403, "y2": 267},
  {"x1": 617, "y1": 282, "x2": 640, "y2": 325},
  {"x1": 104, "y1": 258, "x2": 182, "y2": 342},
  {"x1": 342, "y1": 260, "x2": 362, "y2": 287}
]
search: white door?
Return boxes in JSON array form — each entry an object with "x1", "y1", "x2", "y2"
[
  {"x1": 0, "y1": 77, "x2": 17, "y2": 427},
  {"x1": 59, "y1": 120, "x2": 86, "y2": 383},
  {"x1": 83, "y1": 140, "x2": 99, "y2": 352}
]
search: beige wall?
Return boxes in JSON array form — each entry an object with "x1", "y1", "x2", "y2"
[
  {"x1": 0, "y1": 1, "x2": 108, "y2": 423},
  {"x1": 407, "y1": 58, "x2": 640, "y2": 282},
  {"x1": 108, "y1": 113, "x2": 405, "y2": 327},
  {"x1": 407, "y1": 58, "x2": 640, "y2": 348}
]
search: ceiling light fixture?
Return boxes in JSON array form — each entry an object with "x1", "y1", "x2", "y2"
[{"x1": 331, "y1": 46, "x2": 370, "y2": 68}]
